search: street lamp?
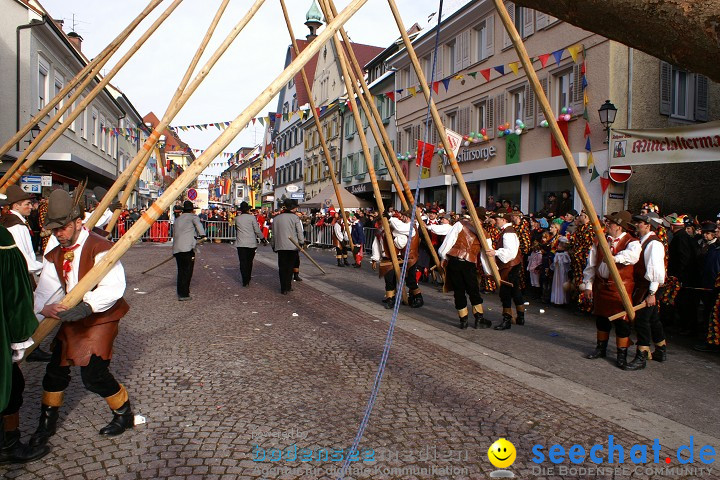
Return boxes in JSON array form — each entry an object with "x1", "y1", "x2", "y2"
[
  {"x1": 598, "y1": 100, "x2": 618, "y2": 144},
  {"x1": 24, "y1": 124, "x2": 41, "y2": 145}
]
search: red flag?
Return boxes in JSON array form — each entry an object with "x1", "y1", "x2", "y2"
[
  {"x1": 551, "y1": 120, "x2": 570, "y2": 157},
  {"x1": 416, "y1": 140, "x2": 435, "y2": 168},
  {"x1": 584, "y1": 122, "x2": 591, "y2": 137},
  {"x1": 538, "y1": 53, "x2": 551, "y2": 68},
  {"x1": 480, "y1": 69, "x2": 491, "y2": 81},
  {"x1": 600, "y1": 177, "x2": 611, "y2": 193},
  {"x1": 385, "y1": 91, "x2": 395, "y2": 101},
  {"x1": 432, "y1": 81, "x2": 439, "y2": 94}
]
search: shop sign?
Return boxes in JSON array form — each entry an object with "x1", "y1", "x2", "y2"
[{"x1": 446, "y1": 145, "x2": 497, "y2": 165}]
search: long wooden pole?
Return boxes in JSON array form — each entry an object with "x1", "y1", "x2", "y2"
[
  {"x1": 319, "y1": 0, "x2": 403, "y2": 283},
  {"x1": 492, "y1": 0, "x2": 634, "y2": 320},
  {"x1": 386, "y1": 0, "x2": 504, "y2": 288},
  {"x1": 27, "y1": 0, "x2": 370, "y2": 351},
  {"x1": 104, "y1": 0, "x2": 232, "y2": 234},
  {"x1": 323, "y1": 0, "x2": 443, "y2": 279},
  {"x1": 289, "y1": 237, "x2": 326, "y2": 274},
  {"x1": 0, "y1": 0, "x2": 185, "y2": 195},
  {"x1": 278, "y1": 0, "x2": 353, "y2": 250},
  {"x1": 85, "y1": 0, "x2": 267, "y2": 230},
  {"x1": 0, "y1": 0, "x2": 163, "y2": 177}
]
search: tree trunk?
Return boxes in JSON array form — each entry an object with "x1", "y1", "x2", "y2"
[{"x1": 512, "y1": 0, "x2": 720, "y2": 82}]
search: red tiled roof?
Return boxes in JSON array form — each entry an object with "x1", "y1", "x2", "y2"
[{"x1": 290, "y1": 39, "x2": 384, "y2": 107}]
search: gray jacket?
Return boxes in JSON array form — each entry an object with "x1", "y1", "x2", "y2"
[
  {"x1": 172, "y1": 213, "x2": 206, "y2": 254},
  {"x1": 235, "y1": 213, "x2": 262, "y2": 248},
  {"x1": 271, "y1": 212, "x2": 304, "y2": 251}
]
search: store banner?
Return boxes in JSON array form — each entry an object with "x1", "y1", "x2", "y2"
[
  {"x1": 551, "y1": 121, "x2": 569, "y2": 157},
  {"x1": 506, "y1": 134, "x2": 520, "y2": 165},
  {"x1": 612, "y1": 121, "x2": 720, "y2": 165}
]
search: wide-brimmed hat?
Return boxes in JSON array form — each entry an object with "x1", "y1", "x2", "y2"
[
  {"x1": 44, "y1": 189, "x2": 84, "y2": 229},
  {"x1": 91, "y1": 186, "x2": 107, "y2": 202},
  {"x1": 182, "y1": 200, "x2": 196, "y2": 212},
  {"x1": 632, "y1": 212, "x2": 662, "y2": 228},
  {"x1": 491, "y1": 211, "x2": 510, "y2": 220},
  {"x1": 701, "y1": 221, "x2": 717, "y2": 233},
  {"x1": 4, "y1": 185, "x2": 34, "y2": 207},
  {"x1": 475, "y1": 206, "x2": 488, "y2": 220},
  {"x1": 604, "y1": 210, "x2": 634, "y2": 230}
]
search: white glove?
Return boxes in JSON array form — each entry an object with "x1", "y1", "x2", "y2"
[{"x1": 10, "y1": 338, "x2": 34, "y2": 363}]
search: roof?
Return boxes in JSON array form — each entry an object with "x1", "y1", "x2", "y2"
[{"x1": 289, "y1": 39, "x2": 384, "y2": 107}]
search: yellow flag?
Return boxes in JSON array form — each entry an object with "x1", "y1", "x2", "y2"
[
  {"x1": 409, "y1": 86, "x2": 417, "y2": 97},
  {"x1": 568, "y1": 44, "x2": 581, "y2": 63},
  {"x1": 583, "y1": 91, "x2": 589, "y2": 106},
  {"x1": 509, "y1": 62, "x2": 519, "y2": 75},
  {"x1": 587, "y1": 151, "x2": 594, "y2": 166}
]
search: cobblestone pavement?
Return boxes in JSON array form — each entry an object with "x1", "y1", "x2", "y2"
[{"x1": 2, "y1": 242, "x2": 718, "y2": 480}]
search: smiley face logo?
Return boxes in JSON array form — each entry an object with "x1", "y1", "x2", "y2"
[{"x1": 488, "y1": 438, "x2": 516, "y2": 469}]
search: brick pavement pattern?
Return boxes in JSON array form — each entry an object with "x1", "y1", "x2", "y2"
[{"x1": 1, "y1": 243, "x2": 712, "y2": 479}]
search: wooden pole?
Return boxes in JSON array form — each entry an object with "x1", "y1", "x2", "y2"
[
  {"x1": 319, "y1": 0, "x2": 403, "y2": 284},
  {"x1": 278, "y1": 0, "x2": 354, "y2": 250},
  {"x1": 492, "y1": 0, "x2": 635, "y2": 321},
  {"x1": 104, "y1": 0, "x2": 232, "y2": 234},
  {"x1": 85, "y1": 0, "x2": 267, "y2": 230},
  {"x1": 0, "y1": 0, "x2": 163, "y2": 178},
  {"x1": 385, "y1": 0, "x2": 504, "y2": 289},
  {"x1": 609, "y1": 303, "x2": 646, "y2": 322},
  {"x1": 323, "y1": 0, "x2": 444, "y2": 279},
  {"x1": 289, "y1": 237, "x2": 326, "y2": 274},
  {"x1": 0, "y1": 0, "x2": 185, "y2": 195},
  {"x1": 27, "y1": 0, "x2": 370, "y2": 350}
]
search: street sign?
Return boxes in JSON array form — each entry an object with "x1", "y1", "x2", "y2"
[
  {"x1": 286, "y1": 184, "x2": 299, "y2": 193},
  {"x1": 290, "y1": 192, "x2": 304, "y2": 199},
  {"x1": 20, "y1": 175, "x2": 42, "y2": 194},
  {"x1": 187, "y1": 188, "x2": 198, "y2": 200},
  {"x1": 609, "y1": 165, "x2": 633, "y2": 183},
  {"x1": 41, "y1": 175, "x2": 52, "y2": 186}
]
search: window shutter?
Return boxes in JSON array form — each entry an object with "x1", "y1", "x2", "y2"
[
  {"x1": 461, "y1": 30, "x2": 471, "y2": 69},
  {"x1": 524, "y1": 82, "x2": 535, "y2": 128},
  {"x1": 694, "y1": 74, "x2": 709, "y2": 121},
  {"x1": 659, "y1": 61, "x2": 672, "y2": 116},
  {"x1": 571, "y1": 63, "x2": 584, "y2": 114},
  {"x1": 396, "y1": 130, "x2": 402, "y2": 154},
  {"x1": 486, "y1": 99, "x2": 495, "y2": 139},
  {"x1": 495, "y1": 93, "x2": 506, "y2": 129},
  {"x1": 503, "y1": 2, "x2": 515, "y2": 49},
  {"x1": 523, "y1": 8, "x2": 534, "y2": 38},
  {"x1": 484, "y1": 15, "x2": 494, "y2": 59},
  {"x1": 537, "y1": 74, "x2": 549, "y2": 123},
  {"x1": 453, "y1": 38, "x2": 462, "y2": 75},
  {"x1": 463, "y1": 107, "x2": 472, "y2": 134},
  {"x1": 435, "y1": 46, "x2": 443, "y2": 80},
  {"x1": 535, "y1": 11, "x2": 548, "y2": 30}
]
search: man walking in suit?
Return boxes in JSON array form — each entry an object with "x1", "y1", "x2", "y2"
[
  {"x1": 172, "y1": 201, "x2": 206, "y2": 301},
  {"x1": 235, "y1": 201, "x2": 262, "y2": 286},
  {"x1": 271, "y1": 199, "x2": 304, "y2": 295}
]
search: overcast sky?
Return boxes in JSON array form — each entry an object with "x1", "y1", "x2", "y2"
[{"x1": 39, "y1": 0, "x2": 461, "y2": 176}]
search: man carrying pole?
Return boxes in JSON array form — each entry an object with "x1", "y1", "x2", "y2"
[{"x1": 271, "y1": 199, "x2": 304, "y2": 295}]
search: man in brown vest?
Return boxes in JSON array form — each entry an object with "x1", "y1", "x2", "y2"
[
  {"x1": 29, "y1": 189, "x2": 134, "y2": 448},
  {"x1": 583, "y1": 211, "x2": 641, "y2": 368},
  {"x1": 486, "y1": 211, "x2": 525, "y2": 330},
  {"x1": 437, "y1": 207, "x2": 491, "y2": 329},
  {"x1": 371, "y1": 210, "x2": 423, "y2": 309},
  {"x1": 625, "y1": 213, "x2": 667, "y2": 370}
]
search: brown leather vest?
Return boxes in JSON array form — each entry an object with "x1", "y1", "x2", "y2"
[
  {"x1": 592, "y1": 233, "x2": 636, "y2": 318},
  {"x1": 376, "y1": 224, "x2": 420, "y2": 278},
  {"x1": 0, "y1": 212, "x2": 27, "y2": 229},
  {"x1": 497, "y1": 225, "x2": 522, "y2": 279},
  {"x1": 594, "y1": 233, "x2": 636, "y2": 283},
  {"x1": 45, "y1": 231, "x2": 129, "y2": 328},
  {"x1": 446, "y1": 219, "x2": 482, "y2": 264}
]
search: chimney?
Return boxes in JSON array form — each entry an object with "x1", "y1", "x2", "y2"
[{"x1": 67, "y1": 31, "x2": 83, "y2": 53}]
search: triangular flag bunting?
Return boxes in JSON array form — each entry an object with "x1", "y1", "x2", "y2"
[
  {"x1": 258, "y1": 117, "x2": 265, "y2": 126},
  {"x1": 587, "y1": 151, "x2": 594, "y2": 167},
  {"x1": 385, "y1": 91, "x2": 395, "y2": 101},
  {"x1": 441, "y1": 78, "x2": 451, "y2": 92},
  {"x1": 508, "y1": 62, "x2": 519, "y2": 75},
  {"x1": 396, "y1": 89, "x2": 404, "y2": 95},
  {"x1": 583, "y1": 91, "x2": 589, "y2": 106},
  {"x1": 585, "y1": 137, "x2": 591, "y2": 151},
  {"x1": 591, "y1": 166, "x2": 599, "y2": 181},
  {"x1": 432, "y1": 81, "x2": 439, "y2": 94},
  {"x1": 494, "y1": 65, "x2": 505, "y2": 75},
  {"x1": 600, "y1": 176, "x2": 611, "y2": 193},
  {"x1": 468, "y1": 72, "x2": 477, "y2": 79},
  {"x1": 409, "y1": 86, "x2": 417, "y2": 96},
  {"x1": 584, "y1": 122, "x2": 591, "y2": 137},
  {"x1": 552, "y1": 49, "x2": 564, "y2": 66},
  {"x1": 251, "y1": 118, "x2": 256, "y2": 125},
  {"x1": 583, "y1": 108, "x2": 589, "y2": 121},
  {"x1": 581, "y1": 76, "x2": 588, "y2": 91},
  {"x1": 480, "y1": 69, "x2": 491, "y2": 81},
  {"x1": 538, "y1": 53, "x2": 551, "y2": 68},
  {"x1": 568, "y1": 44, "x2": 581, "y2": 63}
]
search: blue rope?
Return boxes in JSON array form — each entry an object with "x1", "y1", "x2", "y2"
[{"x1": 336, "y1": 2, "x2": 444, "y2": 478}]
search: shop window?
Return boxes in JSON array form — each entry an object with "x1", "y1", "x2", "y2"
[{"x1": 487, "y1": 176, "x2": 521, "y2": 208}]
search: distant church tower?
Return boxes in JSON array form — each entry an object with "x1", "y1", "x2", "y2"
[{"x1": 305, "y1": 0, "x2": 323, "y2": 40}]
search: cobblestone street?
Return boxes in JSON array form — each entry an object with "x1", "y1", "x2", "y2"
[{"x1": 3, "y1": 242, "x2": 719, "y2": 480}]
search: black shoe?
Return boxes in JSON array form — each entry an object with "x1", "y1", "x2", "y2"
[
  {"x1": 585, "y1": 341, "x2": 608, "y2": 359},
  {"x1": 624, "y1": 349, "x2": 648, "y2": 371},
  {"x1": 692, "y1": 343, "x2": 719, "y2": 353},
  {"x1": 474, "y1": 313, "x2": 491, "y2": 329},
  {"x1": 281, "y1": 290, "x2": 289, "y2": 295},
  {"x1": 384, "y1": 297, "x2": 395, "y2": 309},
  {"x1": 99, "y1": 401, "x2": 134, "y2": 437},
  {"x1": 459, "y1": 315, "x2": 468, "y2": 329},
  {"x1": 293, "y1": 273, "x2": 302, "y2": 281},
  {"x1": 344, "y1": 259, "x2": 350, "y2": 266},
  {"x1": 0, "y1": 429, "x2": 49, "y2": 465},
  {"x1": 653, "y1": 345, "x2": 668, "y2": 361},
  {"x1": 494, "y1": 315, "x2": 512, "y2": 331},
  {"x1": 353, "y1": 263, "x2": 362, "y2": 268},
  {"x1": 409, "y1": 293, "x2": 424, "y2": 308},
  {"x1": 337, "y1": 261, "x2": 345, "y2": 267},
  {"x1": 516, "y1": 312, "x2": 525, "y2": 326},
  {"x1": 616, "y1": 347, "x2": 629, "y2": 369},
  {"x1": 242, "y1": 282, "x2": 249, "y2": 287},
  {"x1": 29, "y1": 405, "x2": 59, "y2": 448},
  {"x1": 26, "y1": 348, "x2": 52, "y2": 363}
]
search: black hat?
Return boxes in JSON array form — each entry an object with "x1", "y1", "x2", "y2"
[
  {"x1": 183, "y1": 200, "x2": 196, "y2": 212},
  {"x1": 4, "y1": 185, "x2": 34, "y2": 207},
  {"x1": 604, "y1": 210, "x2": 635, "y2": 231},
  {"x1": 567, "y1": 209, "x2": 578, "y2": 217},
  {"x1": 282, "y1": 198, "x2": 297, "y2": 210},
  {"x1": 491, "y1": 211, "x2": 509, "y2": 220},
  {"x1": 701, "y1": 221, "x2": 717, "y2": 233},
  {"x1": 92, "y1": 186, "x2": 108, "y2": 203},
  {"x1": 239, "y1": 201, "x2": 251, "y2": 212},
  {"x1": 45, "y1": 189, "x2": 84, "y2": 229}
]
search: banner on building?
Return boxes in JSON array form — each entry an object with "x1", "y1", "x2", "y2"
[
  {"x1": 506, "y1": 134, "x2": 520, "y2": 165},
  {"x1": 445, "y1": 128, "x2": 463, "y2": 158},
  {"x1": 611, "y1": 121, "x2": 720, "y2": 165}
]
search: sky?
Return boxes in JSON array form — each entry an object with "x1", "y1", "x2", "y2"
[{"x1": 38, "y1": 0, "x2": 465, "y2": 178}]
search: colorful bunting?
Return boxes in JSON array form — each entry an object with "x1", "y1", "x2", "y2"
[
  {"x1": 508, "y1": 62, "x2": 519, "y2": 75},
  {"x1": 552, "y1": 49, "x2": 564, "y2": 66},
  {"x1": 494, "y1": 65, "x2": 505, "y2": 75},
  {"x1": 538, "y1": 53, "x2": 551, "y2": 68},
  {"x1": 441, "y1": 78, "x2": 451, "y2": 92},
  {"x1": 480, "y1": 68, "x2": 491, "y2": 81},
  {"x1": 568, "y1": 44, "x2": 581, "y2": 63}
]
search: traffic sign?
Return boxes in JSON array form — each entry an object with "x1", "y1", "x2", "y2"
[
  {"x1": 609, "y1": 165, "x2": 633, "y2": 183},
  {"x1": 187, "y1": 188, "x2": 198, "y2": 200},
  {"x1": 20, "y1": 175, "x2": 42, "y2": 194},
  {"x1": 290, "y1": 192, "x2": 304, "y2": 199}
]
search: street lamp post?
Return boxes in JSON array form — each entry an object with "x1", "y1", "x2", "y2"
[{"x1": 598, "y1": 100, "x2": 618, "y2": 215}]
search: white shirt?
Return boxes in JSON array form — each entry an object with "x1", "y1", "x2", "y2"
[
  {"x1": 389, "y1": 216, "x2": 416, "y2": 250},
  {"x1": 34, "y1": 228, "x2": 126, "y2": 320},
  {"x1": 437, "y1": 222, "x2": 464, "y2": 260},
  {"x1": 582, "y1": 232, "x2": 641, "y2": 289},
  {"x1": 333, "y1": 221, "x2": 348, "y2": 242},
  {"x1": 639, "y1": 232, "x2": 666, "y2": 293},
  {"x1": 6, "y1": 209, "x2": 43, "y2": 274},
  {"x1": 84, "y1": 209, "x2": 113, "y2": 229},
  {"x1": 495, "y1": 223, "x2": 520, "y2": 264}
]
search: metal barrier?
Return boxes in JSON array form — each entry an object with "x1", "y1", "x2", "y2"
[
  {"x1": 304, "y1": 225, "x2": 377, "y2": 254},
  {"x1": 201, "y1": 220, "x2": 235, "y2": 242},
  {"x1": 110, "y1": 219, "x2": 236, "y2": 242}
]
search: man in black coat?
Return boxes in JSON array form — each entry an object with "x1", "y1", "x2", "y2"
[{"x1": 667, "y1": 215, "x2": 701, "y2": 334}]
